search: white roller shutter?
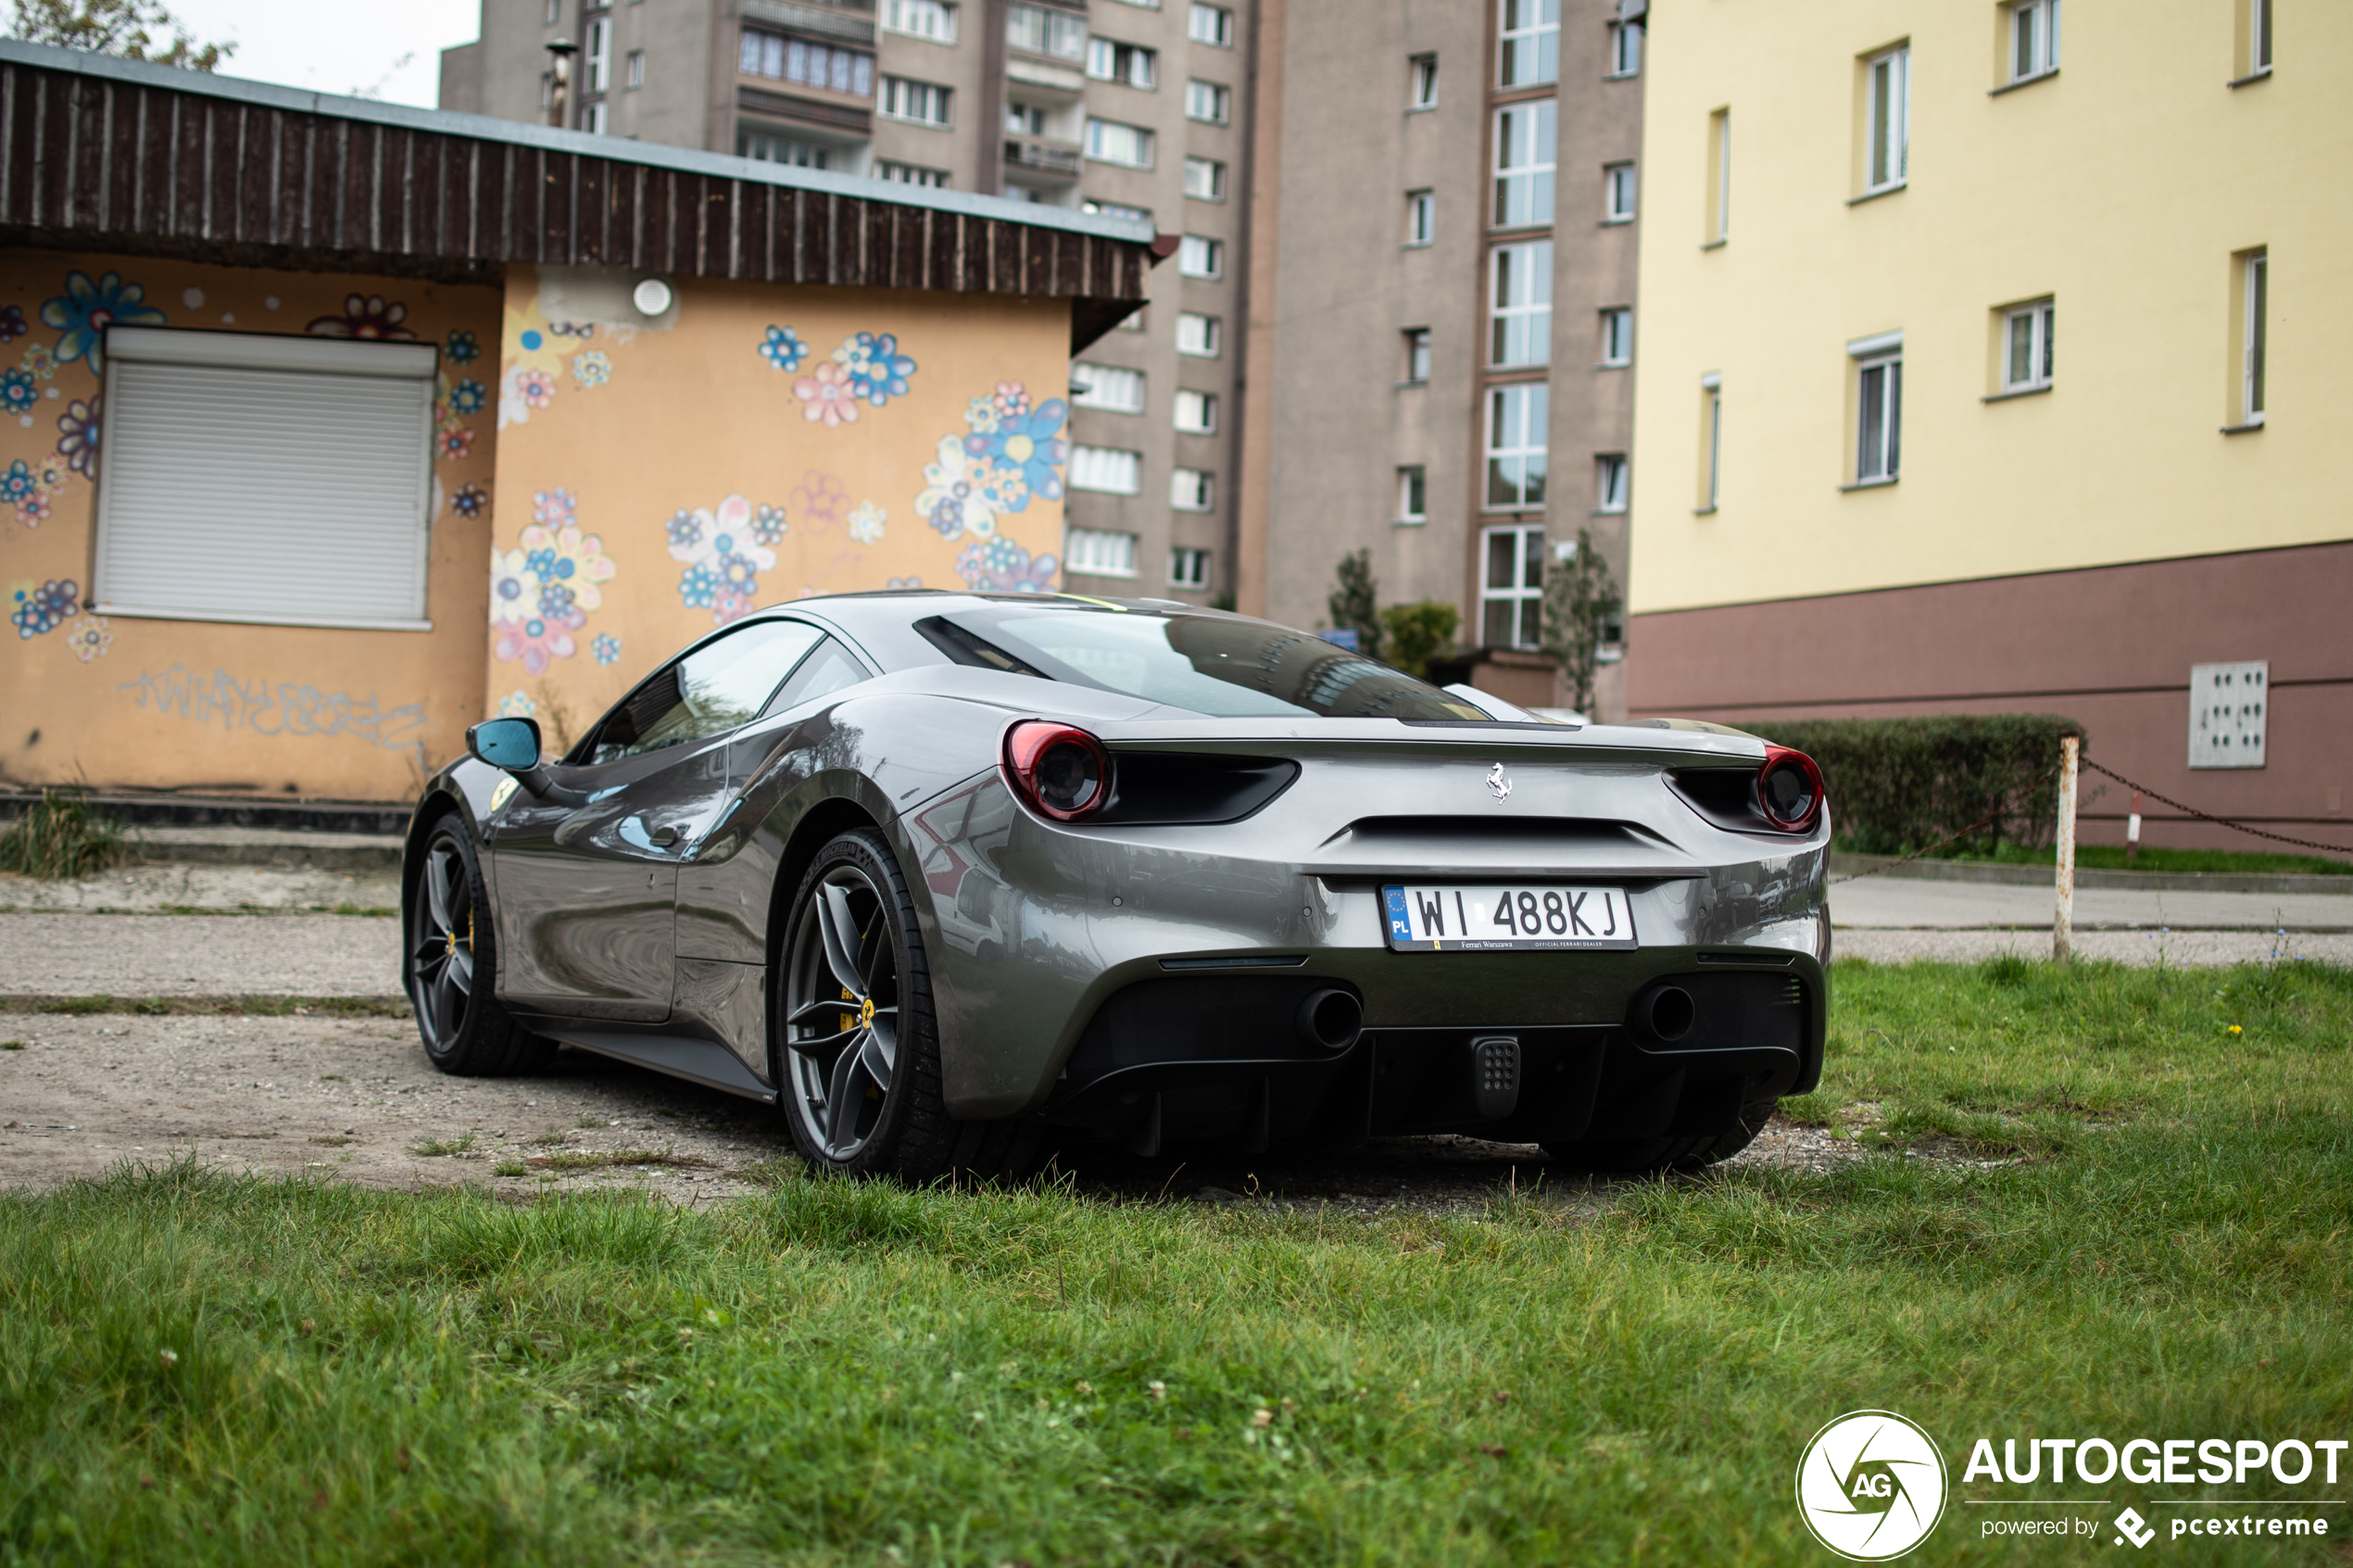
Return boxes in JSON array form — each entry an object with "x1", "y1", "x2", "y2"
[{"x1": 96, "y1": 327, "x2": 438, "y2": 630}]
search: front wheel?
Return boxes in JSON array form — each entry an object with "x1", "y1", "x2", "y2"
[
  {"x1": 774, "y1": 828, "x2": 1037, "y2": 1181},
  {"x1": 406, "y1": 816, "x2": 550, "y2": 1075}
]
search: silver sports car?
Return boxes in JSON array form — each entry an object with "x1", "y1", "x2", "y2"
[{"x1": 403, "y1": 593, "x2": 1830, "y2": 1179}]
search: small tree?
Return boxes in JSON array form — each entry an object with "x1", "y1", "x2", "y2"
[
  {"x1": 1326, "y1": 549, "x2": 1381, "y2": 662},
  {"x1": 10, "y1": 0, "x2": 233, "y2": 69},
  {"x1": 1378, "y1": 600, "x2": 1459, "y2": 682},
  {"x1": 1540, "y1": 528, "x2": 1622, "y2": 715}
]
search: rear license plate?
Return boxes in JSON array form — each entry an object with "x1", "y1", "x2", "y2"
[{"x1": 1381, "y1": 884, "x2": 1638, "y2": 952}]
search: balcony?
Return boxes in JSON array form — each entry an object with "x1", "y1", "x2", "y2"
[{"x1": 1004, "y1": 135, "x2": 1082, "y2": 180}]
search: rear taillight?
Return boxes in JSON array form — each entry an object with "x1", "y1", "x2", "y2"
[
  {"x1": 1755, "y1": 746, "x2": 1825, "y2": 834},
  {"x1": 1003, "y1": 720, "x2": 1113, "y2": 822}
]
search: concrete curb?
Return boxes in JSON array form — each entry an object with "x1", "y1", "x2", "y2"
[
  {"x1": 130, "y1": 827, "x2": 404, "y2": 872},
  {"x1": 1829, "y1": 852, "x2": 2353, "y2": 897}
]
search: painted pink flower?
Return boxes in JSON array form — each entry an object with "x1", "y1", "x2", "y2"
[
  {"x1": 791, "y1": 470, "x2": 848, "y2": 534},
  {"x1": 711, "y1": 588, "x2": 757, "y2": 624},
  {"x1": 438, "y1": 426, "x2": 475, "y2": 461},
  {"x1": 305, "y1": 294, "x2": 415, "y2": 341},
  {"x1": 517, "y1": 370, "x2": 556, "y2": 409},
  {"x1": 793, "y1": 361, "x2": 860, "y2": 428},
  {"x1": 15, "y1": 491, "x2": 49, "y2": 528},
  {"x1": 493, "y1": 608, "x2": 583, "y2": 675}
]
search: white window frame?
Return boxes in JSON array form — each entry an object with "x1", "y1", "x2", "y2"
[
  {"x1": 1178, "y1": 233, "x2": 1223, "y2": 279},
  {"x1": 1488, "y1": 241, "x2": 1552, "y2": 369},
  {"x1": 1607, "y1": 19, "x2": 1642, "y2": 77},
  {"x1": 1599, "y1": 307, "x2": 1632, "y2": 367},
  {"x1": 1183, "y1": 157, "x2": 1227, "y2": 200},
  {"x1": 1405, "y1": 188, "x2": 1435, "y2": 246},
  {"x1": 585, "y1": 17, "x2": 610, "y2": 91},
  {"x1": 1176, "y1": 311, "x2": 1221, "y2": 358},
  {"x1": 95, "y1": 327, "x2": 438, "y2": 631},
  {"x1": 1064, "y1": 526, "x2": 1139, "y2": 579},
  {"x1": 1850, "y1": 332, "x2": 1904, "y2": 483},
  {"x1": 1709, "y1": 107, "x2": 1731, "y2": 242},
  {"x1": 1068, "y1": 445, "x2": 1142, "y2": 495},
  {"x1": 1169, "y1": 546, "x2": 1212, "y2": 589},
  {"x1": 1085, "y1": 198, "x2": 1152, "y2": 224},
  {"x1": 1403, "y1": 327, "x2": 1431, "y2": 383},
  {"x1": 624, "y1": 48, "x2": 645, "y2": 89},
  {"x1": 1701, "y1": 372, "x2": 1723, "y2": 511},
  {"x1": 2244, "y1": 251, "x2": 2268, "y2": 423},
  {"x1": 1085, "y1": 117, "x2": 1155, "y2": 168},
  {"x1": 878, "y1": 160, "x2": 950, "y2": 187},
  {"x1": 1173, "y1": 389, "x2": 1218, "y2": 434},
  {"x1": 2249, "y1": 0, "x2": 2272, "y2": 73},
  {"x1": 881, "y1": 75, "x2": 952, "y2": 126},
  {"x1": 1483, "y1": 382, "x2": 1548, "y2": 510},
  {"x1": 1006, "y1": 3, "x2": 1087, "y2": 60},
  {"x1": 1603, "y1": 160, "x2": 1637, "y2": 223},
  {"x1": 883, "y1": 0, "x2": 958, "y2": 44},
  {"x1": 1408, "y1": 52, "x2": 1439, "y2": 109},
  {"x1": 1594, "y1": 453, "x2": 1629, "y2": 513},
  {"x1": 1087, "y1": 36, "x2": 1156, "y2": 88},
  {"x1": 1492, "y1": 100, "x2": 1556, "y2": 229},
  {"x1": 1480, "y1": 523, "x2": 1546, "y2": 648},
  {"x1": 1170, "y1": 469, "x2": 1214, "y2": 512},
  {"x1": 741, "y1": 131, "x2": 832, "y2": 168},
  {"x1": 2002, "y1": 298, "x2": 2054, "y2": 392},
  {"x1": 1072, "y1": 362, "x2": 1146, "y2": 414},
  {"x1": 1397, "y1": 464, "x2": 1428, "y2": 524},
  {"x1": 580, "y1": 99, "x2": 609, "y2": 134},
  {"x1": 1864, "y1": 44, "x2": 1909, "y2": 194},
  {"x1": 1496, "y1": 0, "x2": 1558, "y2": 89},
  {"x1": 1188, "y1": 3, "x2": 1232, "y2": 47},
  {"x1": 2008, "y1": 0, "x2": 2058, "y2": 82},
  {"x1": 1186, "y1": 79, "x2": 1230, "y2": 124}
]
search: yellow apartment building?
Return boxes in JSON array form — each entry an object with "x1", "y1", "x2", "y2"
[{"x1": 1624, "y1": 0, "x2": 2350, "y2": 852}]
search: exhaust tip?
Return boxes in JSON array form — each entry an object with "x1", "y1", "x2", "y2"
[
  {"x1": 1632, "y1": 984, "x2": 1697, "y2": 1044},
  {"x1": 1295, "y1": 987, "x2": 1363, "y2": 1051}
]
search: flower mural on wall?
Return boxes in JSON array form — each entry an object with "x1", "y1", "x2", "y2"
[
  {"x1": 498, "y1": 690, "x2": 536, "y2": 719},
  {"x1": 450, "y1": 483, "x2": 489, "y2": 520},
  {"x1": 955, "y1": 536, "x2": 1059, "y2": 595},
  {"x1": 519, "y1": 522, "x2": 616, "y2": 613},
  {"x1": 497, "y1": 296, "x2": 606, "y2": 430},
  {"x1": 751, "y1": 503, "x2": 788, "y2": 547},
  {"x1": 570, "y1": 350, "x2": 611, "y2": 389},
  {"x1": 486, "y1": 491, "x2": 615, "y2": 671},
  {"x1": 306, "y1": 294, "x2": 416, "y2": 341},
  {"x1": 20, "y1": 344, "x2": 57, "y2": 381},
  {"x1": 41, "y1": 270, "x2": 166, "y2": 377},
  {"x1": 759, "y1": 325, "x2": 807, "y2": 372},
  {"x1": 446, "y1": 329, "x2": 482, "y2": 364},
  {"x1": 792, "y1": 471, "x2": 849, "y2": 535},
  {"x1": 1, "y1": 369, "x2": 34, "y2": 415},
  {"x1": 0, "y1": 304, "x2": 24, "y2": 342},
  {"x1": 534, "y1": 489, "x2": 577, "y2": 529},
  {"x1": 777, "y1": 331, "x2": 923, "y2": 423},
  {"x1": 837, "y1": 332, "x2": 918, "y2": 408},
  {"x1": 438, "y1": 427, "x2": 475, "y2": 461},
  {"x1": 10, "y1": 578, "x2": 80, "y2": 637},
  {"x1": 447, "y1": 378, "x2": 488, "y2": 417},
  {"x1": 592, "y1": 633, "x2": 622, "y2": 666},
  {"x1": 912, "y1": 381, "x2": 1068, "y2": 546},
  {"x1": 496, "y1": 609, "x2": 581, "y2": 675},
  {"x1": 514, "y1": 370, "x2": 556, "y2": 411},
  {"x1": 0, "y1": 459, "x2": 35, "y2": 508},
  {"x1": 963, "y1": 382, "x2": 1068, "y2": 504},
  {"x1": 848, "y1": 501, "x2": 887, "y2": 546},
  {"x1": 56, "y1": 396, "x2": 100, "y2": 479},
  {"x1": 63, "y1": 615, "x2": 112, "y2": 661},
  {"x1": 666, "y1": 494, "x2": 779, "y2": 625},
  {"x1": 793, "y1": 361, "x2": 861, "y2": 428}
]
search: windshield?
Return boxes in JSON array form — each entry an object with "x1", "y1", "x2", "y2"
[{"x1": 925, "y1": 605, "x2": 1491, "y2": 721}]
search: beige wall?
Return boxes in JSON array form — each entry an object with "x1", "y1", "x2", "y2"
[
  {"x1": 0, "y1": 251, "x2": 500, "y2": 800},
  {"x1": 1628, "y1": 0, "x2": 2350, "y2": 617}
]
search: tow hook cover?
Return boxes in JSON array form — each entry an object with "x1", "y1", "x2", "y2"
[{"x1": 1469, "y1": 1035, "x2": 1521, "y2": 1120}]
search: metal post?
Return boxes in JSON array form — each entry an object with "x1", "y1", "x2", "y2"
[
  {"x1": 2054, "y1": 734, "x2": 2079, "y2": 964},
  {"x1": 2126, "y1": 790, "x2": 2144, "y2": 868}
]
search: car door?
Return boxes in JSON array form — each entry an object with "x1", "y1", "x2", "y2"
[{"x1": 489, "y1": 618, "x2": 828, "y2": 1021}]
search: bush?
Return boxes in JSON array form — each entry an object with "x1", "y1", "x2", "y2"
[
  {"x1": 1378, "y1": 600, "x2": 1459, "y2": 681},
  {"x1": 0, "y1": 786, "x2": 132, "y2": 880},
  {"x1": 1740, "y1": 714, "x2": 2085, "y2": 857}
]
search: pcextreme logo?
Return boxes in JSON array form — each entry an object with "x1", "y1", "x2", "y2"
[{"x1": 1796, "y1": 1411, "x2": 1950, "y2": 1561}]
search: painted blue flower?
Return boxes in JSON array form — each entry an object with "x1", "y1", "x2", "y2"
[
  {"x1": 751, "y1": 503, "x2": 787, "y2": 546},
  {"x1": 713, "y1": 551, "x2": 760, "y2": 595},
  {"x1": 10, "y1": 577, "x2": 80, "y2": 638},
  {"x1": 537, "y1": 582, "x2": 578, "y2": 621},
  {"x1": 0, "y1": 368, "x2": 34, "y2": 415},
  {"x1": 678, "y1": 562, "x2": 720, "y2": 609},
  {"x1": 840, "y1": 332, "x2": 917, "y2": 408},
  {"x1": 524, "y1": 546, "x2": 561, "y2": 581},
  {"x1": 448, "y1": 378, "x2": 488, "y2": 416},
  {"x1": 450, "y1": 483, "x2": 489, "y2": 519},
  {"x1": 665, "y1": 510, "x2": 703, "y2": 550},
  {"x1": 446, "y1": 329, "x2": 481, "y2": 364},
  {"x1": 0, "y1": 459, "x2": 34, "y2": 506},
  {"x1": 40, "y1": 270, "x2": 164, "y2": 378},
  {"x1": 592, "y1": 633, "x2": 622, "y2": 666},
  {"x1": 0, "y1": 304, "x2": 24, "y2": 343},
  {"x1": 759, "y1": 325, "x2": 808, "y2": 372},
  {"x1": 962, "y1": 397, "x2": 1068, "y2": 508}
]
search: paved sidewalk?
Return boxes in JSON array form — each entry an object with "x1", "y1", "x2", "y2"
[{"x1": 1829, "y1": 877, "x2": 2350, "y2": 932}]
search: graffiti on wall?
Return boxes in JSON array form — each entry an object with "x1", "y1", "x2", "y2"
[
  {"x1": 117, "y1": 663, "x2": 428, "y2": 751},
  {"x1": 761, "y1": 328, "x2": 921, "y2": 427}
]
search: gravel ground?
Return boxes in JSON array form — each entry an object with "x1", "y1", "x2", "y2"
[
  {"x1": 0, "y1": 913, "x2": 404, "y2": 997},
  {"x1": 0, "y1": 864, "x2": 402, "y2": 914}
]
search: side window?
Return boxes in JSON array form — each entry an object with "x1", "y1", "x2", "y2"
[
  {"x1": 582, "y1": 621, "x2": 826, "y2": 764},
  {"x1": 761, "y1": 635, "x2": 871, "y2": 717}
]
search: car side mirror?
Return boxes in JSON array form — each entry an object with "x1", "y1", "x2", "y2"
[{"x1": 467, "y1": 717, "x2": 542, "y2": 772}]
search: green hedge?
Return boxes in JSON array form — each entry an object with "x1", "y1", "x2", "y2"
[{"x1": 1741, "y1": 714, "x2": 2087, "y2": 857}]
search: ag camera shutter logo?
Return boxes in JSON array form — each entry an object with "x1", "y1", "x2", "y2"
[{"x1": 1796, "y1": 1411, "x2": 1949, "y2": 1560}]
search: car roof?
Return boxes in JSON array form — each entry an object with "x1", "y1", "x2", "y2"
[{"x1": 754, "y1": 590, "x2": 1240, "y2": 672}]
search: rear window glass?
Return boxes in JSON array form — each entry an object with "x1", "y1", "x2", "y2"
[{"x1": 921, "y1": 607, "x2": 1490, "y2": 721}]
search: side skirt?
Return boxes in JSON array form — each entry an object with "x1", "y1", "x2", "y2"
[{"x1": 535, "y1": 1026, "x2": 781, "y2": 1104}]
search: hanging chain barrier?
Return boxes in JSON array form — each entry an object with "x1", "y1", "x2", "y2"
[
  {"x1": 2077, "y1": 757, "x2": 2353, "y2": 859},
  {"x1": 1828, "y1": 765, "x2": 2061, "y2": 885}
]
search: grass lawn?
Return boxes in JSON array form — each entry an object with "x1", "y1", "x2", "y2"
[{"x1": 5, "y1": 959, "x2": 2351, "y2": 1565}]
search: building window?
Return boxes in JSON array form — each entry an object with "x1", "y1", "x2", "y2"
[
  {"x1": 1603, "y1": 161, "x2": 1637, "y2": 222},
  {"x1": 1408, "y1": 52, "x2": 1438, "y2": 108},
  {"x1": 1183, "y1": 157, "x2": 1227, "y2": 200},
  {"x1": 1073, "y1": 363, "x2": 1146, "y2": 413},
  {"x1": 1853, "y1": 340, "x2": 1903, "y2": 483},
  {"x1": 1607, "y1": 19, "x2": 1642, "y2": 77},
  {"x1": 2247, "y1": 0, "x2": 2272, "y2": 74},
  {"x1": 1116, "y1": 303, "x2": 1150, "y2": 332},
  {"x1": 740, "y1": 132, "x2": 832, "y2": 167},
  {"x1": 879, "y1": 160, "x2": 950, "y2": 187},
  {"x1": 1484, "y1": 383, "x2": 1548, "y2": 508},
  {"x1": 1403, "y1": 327, "x2": 1431, "y2": 383},
  {"x1": 1863, "y1": 44, "x2": 1909, "y2": 194},
  {"x1": 1065, "y1": 526, "x2": 1139, "y2": 578},
  {"x1": 2008, "y1": 0, "x2": 2058, "y2": 82},
  {"x1": 585, "y1": 18, "x2": 611, "y2": 91},
  {"x1": 1594, "y1": 453, "x2": 1628, "y2": 513},
  {"x1": 743, "y1": 32, "x2": 876, "y2": 96},
  {"x1": 1088, "y1": 37, "x2": 1156, "y2": 87},
  {"x1": 1405, "y1": 189, "x2": 1435, "y2": 246},
  {"x1": 624, "y1": 48, "x2": 645, "y2": 88},
  {"x1": 1186, "y1": 79, "x2": 1230, "y2": 124},
  {"x1": 1189, "y1": 3, "x2": 1232, "y2": 46},
  {"x1": 2002, "y1": 298, "x2": 2054, "y2": 392},
  {"x1": 2242, "y1": 249, "x2": 2268, "y2": 424},
  {"x1": 1489, "y1": 241, "x2": 1552, "y2": 368},
  {"x1": 1086, "y1": 118, "x2": 1155, "y2": 168},
  {"x1": 1398, "y1": 465, "x2": 1428, "y2": 524},
  {"x1": 1007, "y1": 3, "x2": 1087, "y2": 61},
  {"x1": 1497, "y1": 0, "x2": 1557, "y2": 89},
  {"x1": 1492, "y1": 101, "x2": 1555, "y2": 228},
  {"x1": 1176, "y1": 312, "x2": 1221, "y2": 357},
  {"x1": 1705, "y1": 107, "x2": 1731, "y2": 243},
  {"x1": 1700, "y1": 373, "x2": 1723, "y2": 510},
  {"x1": 1069, "y1": 446, "x2": 1142, "y2": 495},
  {"x1": 1171, "y1": 470, "x2": 1214, "y2": 512},
  {"x1": 1178, "y1": 234, "x2": 1224, "y2": 278},
  {"x1": 881, "y1": 76, "x2": 951, "y2": 124},
  {"x1": 1481, "y1": 524, "x2": 1545, "y2": 647},
  {"x1": 1174, "y1": 389, "x2": 1218, "y2": 433},
  {"x1": 580, "y1": 100, "x2": 608, "y2": 133},
  {"x1": 1169, "y1": 546, "x2": 1212, "y2": 589},
  {"x1": 1598, "y1": 307, "x2": 1632, "y2": 367},
  {"x1": 1085, "y1": 198, "x2": 1153, "y2": 225},
  {"x1": 884, "y1": 0, "x2": 958, "y2": 44},
  {"x1": 545, "y1": 0, "x2": 560, "y2": 23}
]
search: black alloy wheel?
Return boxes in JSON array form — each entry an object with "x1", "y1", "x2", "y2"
[{"x1": 406, "y1": 818, "x2": 547, "y2": 1075}]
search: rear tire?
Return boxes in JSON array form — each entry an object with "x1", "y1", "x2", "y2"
[
  {"x1": 773, "y1": 828, "x2": 1039, "y2": 1183},
  {"x1": 1541, "y1": 1094, "x2": 1779, "y2": 1174},
  {"x1": 405, "y1": 816, "x2": 553, "y2": 1076}
]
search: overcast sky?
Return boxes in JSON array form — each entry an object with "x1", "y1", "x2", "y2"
[{"x1": 162, "y1": 0, "x2": 482, "y2": 108}]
